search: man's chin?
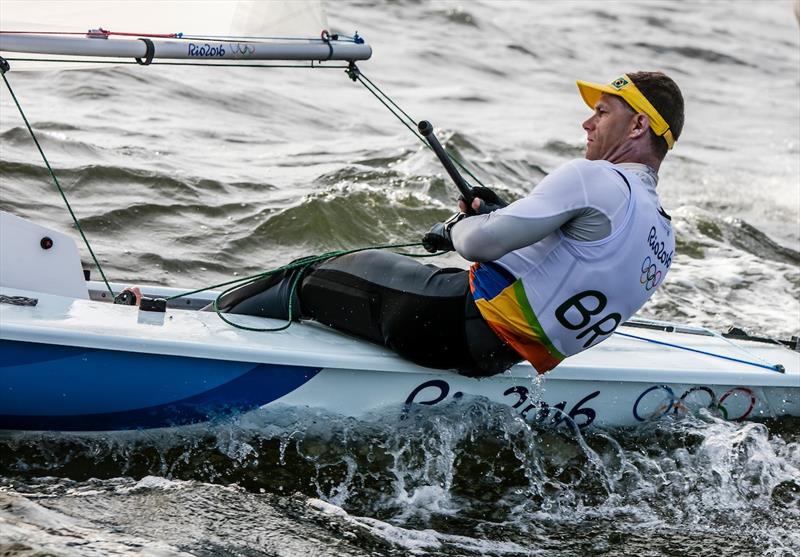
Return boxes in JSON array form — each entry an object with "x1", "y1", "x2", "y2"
[{"x1": 584, "y1": 147, "x2": 599, "y2": 161}]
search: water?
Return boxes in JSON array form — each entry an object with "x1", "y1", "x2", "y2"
[
  {"x1": 1, "y1": 0, "x2": 799, "y2": 555},
  {"x1": 2, "y1": 408, "x2": 799, "y2": 556}
]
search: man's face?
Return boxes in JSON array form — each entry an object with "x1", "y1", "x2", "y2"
[{"x1": 582, "y1": 94, "x2": 637, "y2": 160}]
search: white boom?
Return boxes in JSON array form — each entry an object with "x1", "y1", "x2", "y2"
[{"x1": 0, "y1": 33, "x2": 372, "y2": 62}]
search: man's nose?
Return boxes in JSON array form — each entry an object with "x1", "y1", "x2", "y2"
[{"x1": 582, "y1": 115, "x2": 595, "y2": 131}]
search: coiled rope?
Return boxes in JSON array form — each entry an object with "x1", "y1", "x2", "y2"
[{"x1": 165, "y1": 242, "x2": 442, "y2": 332}]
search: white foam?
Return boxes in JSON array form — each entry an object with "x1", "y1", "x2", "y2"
[
  {"x1": 0, "y1": 490, "x2": 193, "y2": 556},
  {"x1": 121, "y1": 475, "x2": 186, "y2": 493},
  {"x1": 307, "y1": 497, "x2": 532, "y2": 555}
]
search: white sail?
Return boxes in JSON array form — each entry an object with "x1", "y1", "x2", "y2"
[
  {"x1": 1, "y1": 0, "x2": 328, "y2": 38},
  {"x1": 231, "y1": 1, "x2": 329, "y2": 38}
]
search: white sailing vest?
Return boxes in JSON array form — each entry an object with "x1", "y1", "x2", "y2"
[{"x1": 470, "y1": 160, "x2": 674, "y2": 372}]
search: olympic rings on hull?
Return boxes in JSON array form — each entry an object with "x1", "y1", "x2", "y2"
[
  {"x1": 633, "y1": 385, "x2": 675, "y2": 422},
  {"x1": 632, "y1": 384, "x2": 757, "y2": 422},
  {"x1": 718, "y1": 387, "x2": 757, "y2": 421}
]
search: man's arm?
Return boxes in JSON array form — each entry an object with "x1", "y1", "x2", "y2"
[
  {"x1": 451, "y1": 210, "x2": 579, "y2": 262},
  {"x1": 451, "y1": 160, "x2": 629, "y2": 262}
]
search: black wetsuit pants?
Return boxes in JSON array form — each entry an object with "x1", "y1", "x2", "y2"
[{"x1": 217, "y1": 251, "x2": 521, "y2": 377}]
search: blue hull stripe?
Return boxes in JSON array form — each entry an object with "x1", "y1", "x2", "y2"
[
  {"x1": 0, "y1": 339, "x2": 321, "y2": 431},
  {"x1": 0, "y1": 340, "x2": 83, "y2": 367}
]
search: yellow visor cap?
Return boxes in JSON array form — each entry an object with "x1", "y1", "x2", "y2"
[{"x1": 576, "y1": 74, "x2": 675, "y2": 149}]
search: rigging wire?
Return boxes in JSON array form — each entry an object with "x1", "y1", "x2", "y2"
[
  {"x1": 0, "y1": 30, "x2": 360, "y2": 43},
  {"x1": 0, "y1": 54, "x2": 490, "y2": 307},
  {"x1": 0, "y1": 30, "x2": 180, "y2": 38},
  {"x1": 0, "y1": 59, "x2": 116, "y2": 298},
  {"x1": 699, "y1": 326, "x2": 787, "y2": 371},
  {"x1": 614, "y1": 331, "x2": 785, "y2": 372},
  {"x1": 0, "y1": 54, "x2": 465, "y2": 315},
  {"x1": 351, "y1": 66, "x2": 488, "y2": 188}
]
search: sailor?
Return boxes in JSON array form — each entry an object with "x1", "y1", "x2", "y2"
[{"x1": 215, "y1": 71, "x2": 684, "y2": 377}]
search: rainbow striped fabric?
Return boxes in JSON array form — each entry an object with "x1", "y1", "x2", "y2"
[{"x1": 469, "y1": 262, "x2": 565, "y2": 373}]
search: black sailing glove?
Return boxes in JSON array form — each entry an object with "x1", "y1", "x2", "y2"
[
  {"x1": 422, "y1": 212, "x2": 468, "y2": 253},
  {"x1": 462, "y1": 186, "x2": 509, "y2": 215}
]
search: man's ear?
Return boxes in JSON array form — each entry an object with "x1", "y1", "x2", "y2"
[{"x1": 630, "y1": 113, "x2": 650, "y2": 140}]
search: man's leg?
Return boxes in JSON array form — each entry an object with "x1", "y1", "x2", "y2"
[
  {"x1": 216, "y1": 269, "x2": 302, "y2": 318},
  {"x1": 220, "y1": 250, "x2": 520, "y2": 375},
  {"x1": 297, "y1": 251, "x2": 472, "y2": 370}
]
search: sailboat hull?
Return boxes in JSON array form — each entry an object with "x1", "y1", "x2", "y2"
[{"x1": 1, "y1": 290, "x2": 798, "y2": 432}]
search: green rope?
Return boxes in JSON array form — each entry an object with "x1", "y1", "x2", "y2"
[
  {"x1": 0, "y1": 67, "x2": 115, "y2": 297},
  {"x1": 164, "y1": 242, "x2": 443, "y2": 332},
  {"x1": 357, "y1": 73, "x2": 418, "y2": 127}
]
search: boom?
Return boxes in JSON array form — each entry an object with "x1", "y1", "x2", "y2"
[{"x1": 0, "y1": 33, "x2": 372, "y2": 62}]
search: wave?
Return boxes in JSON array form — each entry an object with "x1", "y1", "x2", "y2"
[
  {"x1": 433, "y1": 6, "x2": 479, "y2": 27},
  {"x1": 1, "y1": 163, "x2": 278, "y2": 202},
  {"x1": 676, "y1": 210, "x2": 799, "y2": 266},
  {"x1": 228, "y1": 184, "x2": 442, "y2": 251},
  {"x1": 1, "y1": 402, "x2": 797, "y2": 555},
  {"x1": 0, "y1": 126, "x2": 101, "y2": 156},
  {"x1": 506, "y1": 44, "x2": 540, "y2": 58},
  {"x1": 644, "y1": 207, "x2": 800, "y2": 338},
  {"x1": 634, "y1": 43, "x2": 752, "y2": 66}
]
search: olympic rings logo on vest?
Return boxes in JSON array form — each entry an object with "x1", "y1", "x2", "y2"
[{"x1": 640, "y1": 256, "x2": 662, "y2": 291}]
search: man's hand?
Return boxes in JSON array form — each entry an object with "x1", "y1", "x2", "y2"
[
  {"x1": 458, "y1": 186, "x2": 508, "y2": 215},
  {"x1": 422, "y1": 212, "x2": 467, "y2": 253},
  {"x1": 114, "y1": 286, "x2": 143, "y2": 306}
]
